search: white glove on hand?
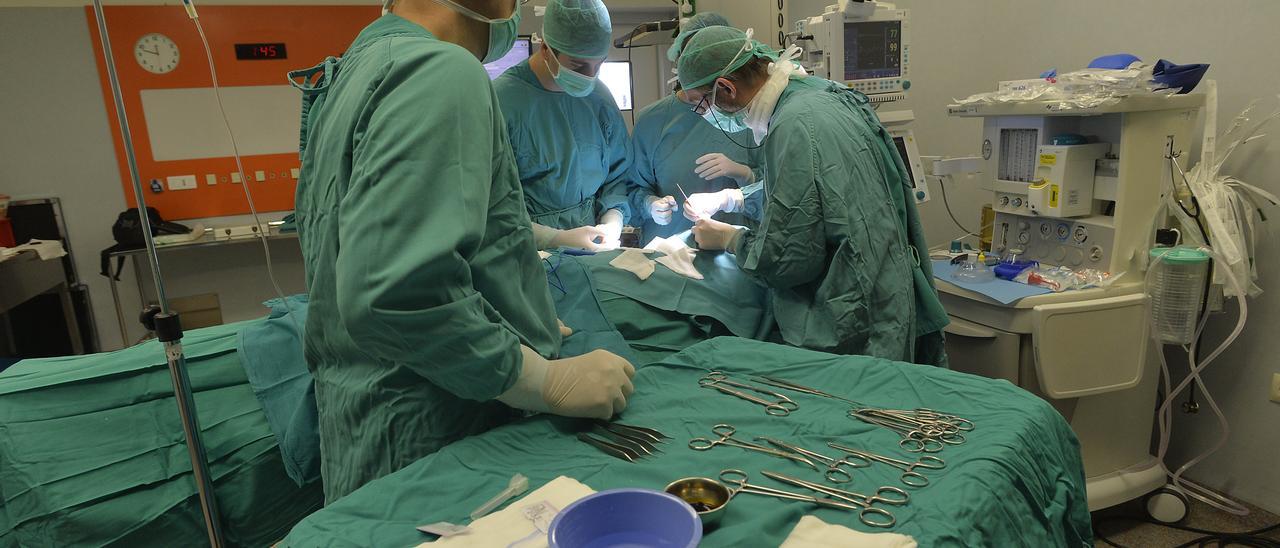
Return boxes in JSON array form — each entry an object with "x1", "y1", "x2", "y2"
[
  {"x1": 695, "y1": 153, "x2": 754, "y2": 184},
  {"x1": 596, "y1": 209, "x2": 624, "y2": 249},
  {"x1": 683, "y1": 188, "x2": 745, "y2": 221},
  {"x1": 692, "y1": 217, "x2": 745, "y2": 251},
  {"x1": 645, "y1": 195, "x2": 679, "y2": 225},
  {"x1": 550, "y1": 225, "x2": 609, "y2": 251},
  {"x1": 496, "y1": 346, "x2": 636, "y2": 419},
  {"x1": 543, "y1": 349, "x2": 636, "y2": 419}
]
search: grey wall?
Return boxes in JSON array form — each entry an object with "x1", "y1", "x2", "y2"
[
  {"x1": 2, "y1": 8, "x2": 138, "y2": 350},
  {"x1": 0, "y1": 8, "x2": 306, "y2": 350}
]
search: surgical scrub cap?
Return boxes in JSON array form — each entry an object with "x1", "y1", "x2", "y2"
[
  {"x1": 543, "y1": 0, "x2": 613, "y2": 59},
  {"x1": 677, "y1": 25, "x2": 777, "y2": 91},
  {"x1": 666, "y1": 12, "x2": 732, "y2": 62}
]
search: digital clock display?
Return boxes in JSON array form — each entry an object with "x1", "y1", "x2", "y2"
[{"x1": 234, "y1": 43, "x2": 287, "y2": 60}]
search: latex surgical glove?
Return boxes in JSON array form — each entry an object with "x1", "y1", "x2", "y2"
[
  {"x1": 683, "y1": 188, "x2": 745, "y2": 221},
  {"x1": 692, "y1": 217, "x2": 745, "y2": 251},
  {"x1": 548, "y1": 225, "x2": 610, "y2": 251},
  {"x1": 557, "y1": 319, "x2": 573, "y2": 337},
  {"x1": 497, "y1": 346, "x2": 636, "y2": 419},
  {"x1": 645, "y1": 195, "x2": 679, "y2": 226},
  {"x1": 695, "y1": 153, "x2": 754, "y2": 184},
  {"x1": 596, "y1": 209, "x2": 624, "y2": 249}
]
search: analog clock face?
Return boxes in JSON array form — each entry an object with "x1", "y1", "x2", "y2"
[{"x1": 135, "y1": 33, "x2": 179, "y2": 74}]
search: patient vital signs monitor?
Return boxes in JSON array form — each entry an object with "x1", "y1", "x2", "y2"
[{"x1": 798, "y1": 2, "x2": 910, "y2": 102}]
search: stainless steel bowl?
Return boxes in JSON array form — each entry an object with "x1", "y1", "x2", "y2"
[{"x1": 664, "y1": 477, "x2": 731, "y2": 527}]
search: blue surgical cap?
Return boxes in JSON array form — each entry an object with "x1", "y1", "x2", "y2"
[{"x1": 543, "y1": 0, "x2": 613, "y2": 59}]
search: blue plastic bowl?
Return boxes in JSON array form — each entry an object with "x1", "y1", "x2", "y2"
[{"x1": 548, "y1": 488, "x2": 702, "y2": 548}]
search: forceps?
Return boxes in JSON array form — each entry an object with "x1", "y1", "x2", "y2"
[
  {"x1": 755, "y1": 436, "x2": 869, "y2": 484},
  {"x1": 828, "y1": 443, "x2": 946, "y2": 488},
  {"x1": 699, "y1": 373, "x2": 799, "y2": 416},
  {"x1": 751, "y1": 375, "x2": 866, "y2": 408},
  {"x1": 760, "y1": 470, "x2": 905, "y2": 528},
  {"x1": 689, "y1": 424, "x2": 818, "y2": 469},
  {"x1": 851, "y1": 410, "x2": 946, "y2": 453},
  {"x1": 913, "y1": 408, "x2": 977, "y2": 432},
  {"x1": 717, "y1": 469, "x2": 866, "y2": 514}
]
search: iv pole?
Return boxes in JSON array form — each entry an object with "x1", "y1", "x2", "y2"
[{"x1": 89, "y1": 2, "x2": 226, "y2": 546}]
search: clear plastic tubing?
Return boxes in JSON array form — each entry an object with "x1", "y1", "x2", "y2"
[{"x1": 1148, "y1": 247, "x2": 1210, "y2": 345}]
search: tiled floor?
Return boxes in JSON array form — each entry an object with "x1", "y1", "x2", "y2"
[{"x1": 1093, "y1": 494, "x2": 1280, "y2": 547}]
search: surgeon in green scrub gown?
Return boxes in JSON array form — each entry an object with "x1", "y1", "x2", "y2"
[
  {"x1": 628, "y1": 12, "x2": 764, "y2": 243},
  {"x1": 291, "y1": 0, "x2": 635, "y2": 502},
  {"x1": 678, "y1": 26, "x2": 949, "y2": 365},
  {"x1": 495, "y1": 0, "x2": 632, "y2": 249}
]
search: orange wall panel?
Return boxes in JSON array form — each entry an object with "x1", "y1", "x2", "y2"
[{"x1": 86, "y1": 5, "x2": 376, "y2": 220}]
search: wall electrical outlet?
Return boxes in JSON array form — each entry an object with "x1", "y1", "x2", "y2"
[{"x1": 1271, "y1": 373, "x2": 1280, "y2": 404}]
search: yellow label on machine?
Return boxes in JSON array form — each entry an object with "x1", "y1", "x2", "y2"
[
  {"x1": 1039, "y1": 153, "x2": 1057, "y2": 165},
  {"x1": 1049, "y1": 184, "x2": 1060, "y2": 208}
]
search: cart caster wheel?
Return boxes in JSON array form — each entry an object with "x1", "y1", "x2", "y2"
[{"x1": 1146, "y1": 487, "x2": 1189, "y2": 523}]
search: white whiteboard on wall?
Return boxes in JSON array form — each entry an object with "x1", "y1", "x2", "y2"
[{"x1": 140, "y1": 85, "x2": 301, "y2": 161}]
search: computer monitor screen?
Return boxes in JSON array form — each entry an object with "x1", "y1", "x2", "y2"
[
  {"x1": 598, "y1": 61, "x2": 633, "y2": 111},
  {"x1": 484, "y1": 38, "x2": 531, "y2": 80},
  {"x1": 844, "y1": 20, "x2": 902, "y2": 81}
]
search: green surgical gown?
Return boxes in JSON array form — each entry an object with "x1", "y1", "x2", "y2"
[
  {"x1": 733, "y1": 77, "x2": 948, "y2": 364},
  {"x1": 495, "y1": 60, "x2": 633, "y2": 229},
  {"x1": 291, "y1": 15, "x2": 561, "y2": 503},
  {"x1": 628, "y1": 94, "x2": 764, "y2": 242}
]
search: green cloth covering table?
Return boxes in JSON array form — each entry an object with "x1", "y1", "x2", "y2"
[
  {"x1": 0, "y1": 321, "x2": 323, "y2": 547},
  {"x1": 281, "y1": 337, "x2": 1092, "y2": 547}
]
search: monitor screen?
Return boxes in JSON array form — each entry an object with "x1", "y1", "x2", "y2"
[
  {"x1": 484, "y1": 38, "x2": 531, "y2": 80},
  {"x1": 598, "y1": 61, "x2": 633, "y2": 111},
  {"x1": 843, "y1": 20, "x2": 902, "y2": 81}
]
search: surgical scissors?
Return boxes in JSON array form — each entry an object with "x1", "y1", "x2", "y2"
[
  {"x1": 688, "y1": 425, "x2": 818, "y2": 469},
  {"x1": 750, "y1": 375, "x2": 866, "y2": 408},
  {"x1": 755, "y1": 436, "x2": 869, "y2": 484},
  {"x1": 699, "y1": 377, "x2": 798, "y2": 416},
  {"x1": 759, "y1": 471, "x2": 904, "y2": 528},
  {"x1": 828, "y1": 443, "x2": 946, "y2": 488}
]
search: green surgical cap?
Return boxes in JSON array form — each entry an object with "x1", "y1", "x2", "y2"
[
  {"x1": 677, "y1": 26, "x2": 776, "y2": 90},
  {"x1": 544, "y1": 0, "x2": 613, "y2": 59},
  {"x1": 666, "y1": 12, "x2": 732, "y2": 62}
]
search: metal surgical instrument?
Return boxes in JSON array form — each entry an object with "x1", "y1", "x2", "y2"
[
  {"x1": 828, "y1": 443, "x2": 946, "y2": 487},
  {"x1": 698, "y1": 373, "x2": 799, "y2": 416},
  {"x1": 700, "y1": 372, "x2": 799, "y2": 406},
  {"x1": 756, "y1": 436, "x2": 869, "y2": 484},
  {"x1": 717, "y1": 469, "x2": 864, "y2": 513},
  {"x1": 577, "y1": 433, "x2": 637, "y2": 462},
  {"x1": 689, "y1": 425, "x2": 818, "y2": 469},
  {"x1": 750, "y1": 375, "x2": 866, "y2": 408},
  {"x1": 760, "y1": 471, "x2": 904, "y2": 528},
  {"x1": 850, "y1": 410, "x2": 948, "y2": 453}
]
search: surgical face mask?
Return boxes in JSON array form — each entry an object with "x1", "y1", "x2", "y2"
[
  {"x1": 432, "y1": 0, "x2": 522, "y2": 64},
  {"x1": 544, "y1": 51, "x2": 597, "y2": 97},
  {"x1": 702, "y1": 100, "x2": 750, "y2": 134}
]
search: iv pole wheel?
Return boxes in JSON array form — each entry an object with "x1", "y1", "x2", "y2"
[{"x1": 1146, "y1": 486, "x2": 1189, "y2": 523}]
